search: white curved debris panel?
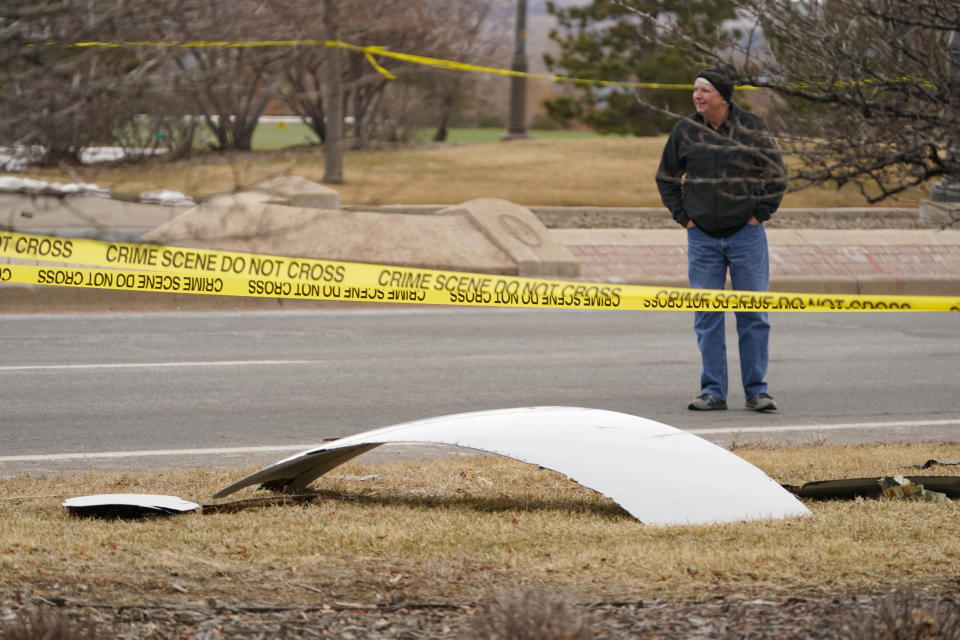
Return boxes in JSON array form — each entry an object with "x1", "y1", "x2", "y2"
[{"x1": 214, "y1": 407, "x2": 811, "y2": 526}]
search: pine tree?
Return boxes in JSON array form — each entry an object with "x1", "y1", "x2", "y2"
[{"x1": 543, "y1": 0, "x2": 740, "y2": 135}]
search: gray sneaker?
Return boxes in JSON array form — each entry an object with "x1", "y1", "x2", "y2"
[
  {"x1": 746, "y1": 393, "x2": 778, "y2": 412},
  {"x1": 688, "y1": 394, "x2": 727, "y2": 411}
]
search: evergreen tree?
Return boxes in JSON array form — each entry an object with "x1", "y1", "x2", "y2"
[{"x1": 543, "y1": 0, "x2": 740, "y2": 135}]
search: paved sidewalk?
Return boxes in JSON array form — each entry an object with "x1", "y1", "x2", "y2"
[{"x1": 556, "y1": 229, "x2": 960, "y2": 295}]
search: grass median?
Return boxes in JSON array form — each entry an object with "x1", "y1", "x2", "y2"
[
  {"x1": 12, "y1": 135, "x2": 929, "y2": 209},
  {"x1": 2, "y1": 441, "x2": 957, "y2": 607}
]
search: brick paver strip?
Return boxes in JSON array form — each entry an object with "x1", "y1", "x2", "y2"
[
  {"x1": 558, "y1": 229, "x2": 960, "y2": 290},
  {"x1": 569, "y1": 244, "x2": 960, "y2": 281}
]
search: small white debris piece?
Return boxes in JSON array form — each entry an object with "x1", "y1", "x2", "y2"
[
  {"x1": 63, "y1": 494, "x2": 200, "y2": 518},
  {"x1": 878, "y1": 476, "x2": 951, "y2": 503}
]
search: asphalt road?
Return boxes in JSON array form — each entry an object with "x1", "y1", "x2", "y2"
[{"x1": 1, "y1": 308, "x2": 957, "y2": 478}]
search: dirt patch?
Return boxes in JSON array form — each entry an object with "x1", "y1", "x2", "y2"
[{"x1": 3, "y1": 589, "x2": 958, "y2": 638}]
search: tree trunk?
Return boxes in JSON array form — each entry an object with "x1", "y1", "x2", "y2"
[
  {"x1": 434, "y1": 94, "x2": 454, "y2": 142},
  {"x1": 323, "y1": 0, "x2": 344, "y2": 184}
]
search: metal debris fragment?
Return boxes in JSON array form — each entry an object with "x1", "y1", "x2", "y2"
[
  {"x1": 785, "y1": 476, "x2": 958, "y2": 501},
  {"x1": 214, "y1": 406, "x2": 811, "y2": 526},
  {"x1": 909, "y1": 459, "x2": 960, "y2": 469},
  {"x1": 62, "y1": 494, "x2": 201, "y2": 519}
]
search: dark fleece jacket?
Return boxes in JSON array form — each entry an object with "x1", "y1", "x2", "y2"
[{"x1": 656, "y1": 103, "x2": 786, "y2": 235}]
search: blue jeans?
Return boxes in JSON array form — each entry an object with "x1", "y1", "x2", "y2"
[{"x1": 687, "y1": 224, "x2": 771, "y2": 401}]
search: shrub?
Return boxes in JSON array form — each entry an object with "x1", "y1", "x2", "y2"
[
  {"x1": 0, "y1": 607, "x2": 108, "y2": 640},
  {"x1": 848, "y1": 591, "x2": 960, "y2": 640},
  {"x1": 470, "y1": 587, "x2": 593, "y2": 640}
]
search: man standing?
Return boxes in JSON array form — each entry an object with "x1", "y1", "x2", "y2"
[{"x1": 656, "y1": 67, "x2": 786, "y2": 412}]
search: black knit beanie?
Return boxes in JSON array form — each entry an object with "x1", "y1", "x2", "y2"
[{"x1": 695, "y1": 68, "x2": 734, "y2": 102}]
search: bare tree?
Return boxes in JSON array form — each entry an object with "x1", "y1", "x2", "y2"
[
  {"x1": 275, "y1": 0, "x2": 508, "y2": 148},
  {"x1": 323, "y1": 0, "x2": 344, "y2": 184},
  {"x1": 626, "y1": 0, "x2": 960, "y2": 203},
  {"x1": 0, "y1": 0, "x2": 289, "y2": 164},
  {"x1": 1, "y1": 0, "x2": 508, "y2": 174},
  {"x1": 418, "y1": 0, "x2": 507, "y2": 141},
  {"x1": 155, "y1": 0, "x2": 291, "y2": 152},
  {"x1": 274, "y1": 0, "x2": 412, "y2": 148},
  {"x1": 0, "y1": 0, "x2": 169, "y2": 166}
]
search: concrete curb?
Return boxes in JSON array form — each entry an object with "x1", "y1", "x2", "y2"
[
  {"x1": 0, "y1": 284, "x2": 369, "y2": 314},
  {"x1": 554, "y1": 229, "x2": 960, "y2": 246},
  {"x1": 342, "y1": 204, "x2": 927, "y2": 223},
  {"x1": 597, "y1": 275, "x2": 960, "y2": 297}
]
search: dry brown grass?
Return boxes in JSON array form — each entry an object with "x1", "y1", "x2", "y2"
[
  {"x1": 1, "y1": 442, "x2": 958, "y2": 607},
  {"x1": 13, "y1": 138, "x2": 928, "y2": 208}
]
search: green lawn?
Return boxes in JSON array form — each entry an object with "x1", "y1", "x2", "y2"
[
  {"x1": 428, "y1": 127, "x2": 611, "y2": 144},
  {"x1": 250, "y1": 122, "x2": 607, "y2": 149},
  {"x1": 250, "y1": 121, "x2": 321, "y2": 149}
]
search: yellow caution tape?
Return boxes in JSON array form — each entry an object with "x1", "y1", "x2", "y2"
[
  {"x1": 35, "y1": 38, "x2": 931, "y2": 91},
  {"x1": 1, "y1": 232, "x2": 957, "y2": 312},
  {"x1": 51, "y1": 39, "x2": 738, "y2": 91}
]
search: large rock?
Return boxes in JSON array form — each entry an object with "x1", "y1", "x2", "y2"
[
  {"x1": 436, "y1": 198, "x2": 580, "y2": 277},
  {"x1": 141, "y1": 185, "x2": 581, "y2": 278},
  {"x1": 0, "y1": 193, "x2": 183, "y2": 231},
  {"x1": 251, "y1": 175, "x2": 341, "y2": 210},
  {"x1": 142, "y1": 192, "x2": 516, "y2": 274}
]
